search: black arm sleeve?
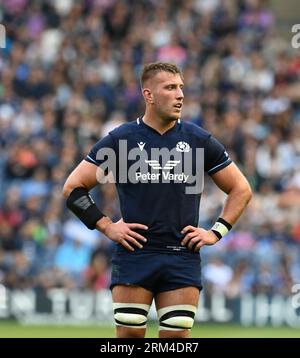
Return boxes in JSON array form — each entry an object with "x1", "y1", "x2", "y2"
[{"x1": 66, "y1": 187, "x2": 104, "y2": 230}]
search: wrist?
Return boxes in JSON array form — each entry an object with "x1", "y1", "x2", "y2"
[
  {"x1": 96, "y1": 216, "x2": 113, "y2": 234},
  {"x1": 209, "y1": 229, "x2": 221, "y2": 241},
  {"x1": 210, "y1": 217, "x2": 232, "y2": 241}
]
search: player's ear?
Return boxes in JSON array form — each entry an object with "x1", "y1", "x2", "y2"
[{"x1": 142, "y1": 88, "x2": 154, "y2": 104}]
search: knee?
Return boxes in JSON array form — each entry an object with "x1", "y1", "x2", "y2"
[
  {"x1": 158, "y1": 304, "x2": 197, "y2": 332},
  {"x1": 113, "y1": 303, "x2": 150, "y2": 329}
]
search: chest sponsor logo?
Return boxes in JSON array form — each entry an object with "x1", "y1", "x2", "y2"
[
  {"x1": 95, "y1": 140, "x2": 204, "y2": 194},
  {"x1": 145, "y1": 159, "x2": 180, "y2": 170}
]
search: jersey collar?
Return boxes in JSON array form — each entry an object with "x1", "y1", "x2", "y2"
[{"x1": 137, "y1": 117, "x2": 181, "y2": 136}]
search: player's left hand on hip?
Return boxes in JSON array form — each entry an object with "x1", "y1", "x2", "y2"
[{"x1": 180, "y1": 226, "x2": 219, "y2": 251}]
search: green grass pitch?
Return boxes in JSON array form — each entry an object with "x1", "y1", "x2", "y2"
[{"x1": 0, "y1": 321, "x2": 299, "y2": 338}]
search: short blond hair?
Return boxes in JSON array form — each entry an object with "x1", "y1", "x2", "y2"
[{"x1": 140, "y1": 62, "x2": 183, "y2": 87}]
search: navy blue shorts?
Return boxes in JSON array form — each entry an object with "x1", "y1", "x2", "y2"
[{"x1": 110, "y1": 250, "x2": 202, "y2": 294}]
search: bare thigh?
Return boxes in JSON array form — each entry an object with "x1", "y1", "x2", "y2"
[
  {"x1": 112, "y1": 284, "x2": 154, "y2": 338},
  {"x1": 155, "y1": 286, "x2": 200, "y2": 338}
]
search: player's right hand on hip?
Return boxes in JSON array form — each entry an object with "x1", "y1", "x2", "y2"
[{"x1": 102, "y1": 219, "x2": 148, "y2": 251}]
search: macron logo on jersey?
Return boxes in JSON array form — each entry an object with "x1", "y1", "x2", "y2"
[{"x1": 137, "y1": 142, "x2": 146, "y2": 151}]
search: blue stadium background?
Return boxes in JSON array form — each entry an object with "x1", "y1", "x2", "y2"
[{"x1": 1, "y1": 0, "x2": 300, "y2": 328}]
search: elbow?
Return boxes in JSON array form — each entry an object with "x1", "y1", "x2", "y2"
[
  {"x1": 63, "y1": 179, "x2": 87, "y2": 198},
  {"x1": 62, "y1": 183, "x2": 70, "y2": 198},
  {"x1": 231, "y1": 182, "x2": 252, "y2": 206},
  {"x1": 242, "y1": 183, "x2": 253, "y2": 205},
  {"x1": 63, "y1": 180, "x2": 74, "y2": 198}
]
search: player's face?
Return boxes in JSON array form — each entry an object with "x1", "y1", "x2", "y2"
[{"x1": 146, "y1": 72, "x2": 184, "y2": 121}]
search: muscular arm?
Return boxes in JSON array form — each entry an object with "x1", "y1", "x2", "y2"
[
  {"x1": 210, "y1": 162, "x2": 252, "y2": 225},
  {"x1": 63, "y1": 160, "x2": 148, "y2": 251},
  {"x1": 62, "y1": 160, "x2": 113, "y2": 231},
  {"x1": 63, "y1": 160, "x2": 99, "y2": 196}
]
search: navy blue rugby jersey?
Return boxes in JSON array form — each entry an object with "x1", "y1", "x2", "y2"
[{"x1": 85, "y1": 118, "x2": 231, "y2": 253}]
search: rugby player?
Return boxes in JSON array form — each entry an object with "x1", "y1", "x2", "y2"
[{"x1": 63, "y1": 62, "x2": 252, "y2": 338}]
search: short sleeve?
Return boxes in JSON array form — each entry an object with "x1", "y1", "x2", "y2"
[
  {"x1": 85, "y1": 134, "x2": 115, "y2": 166},
  {"x1": 204, "y1": 135, "x2": 232, "y2": 175}
]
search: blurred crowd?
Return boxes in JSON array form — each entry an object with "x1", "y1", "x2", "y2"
[{"x1": 0, "y1": 0, "x2": 300, "y2": 298}]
